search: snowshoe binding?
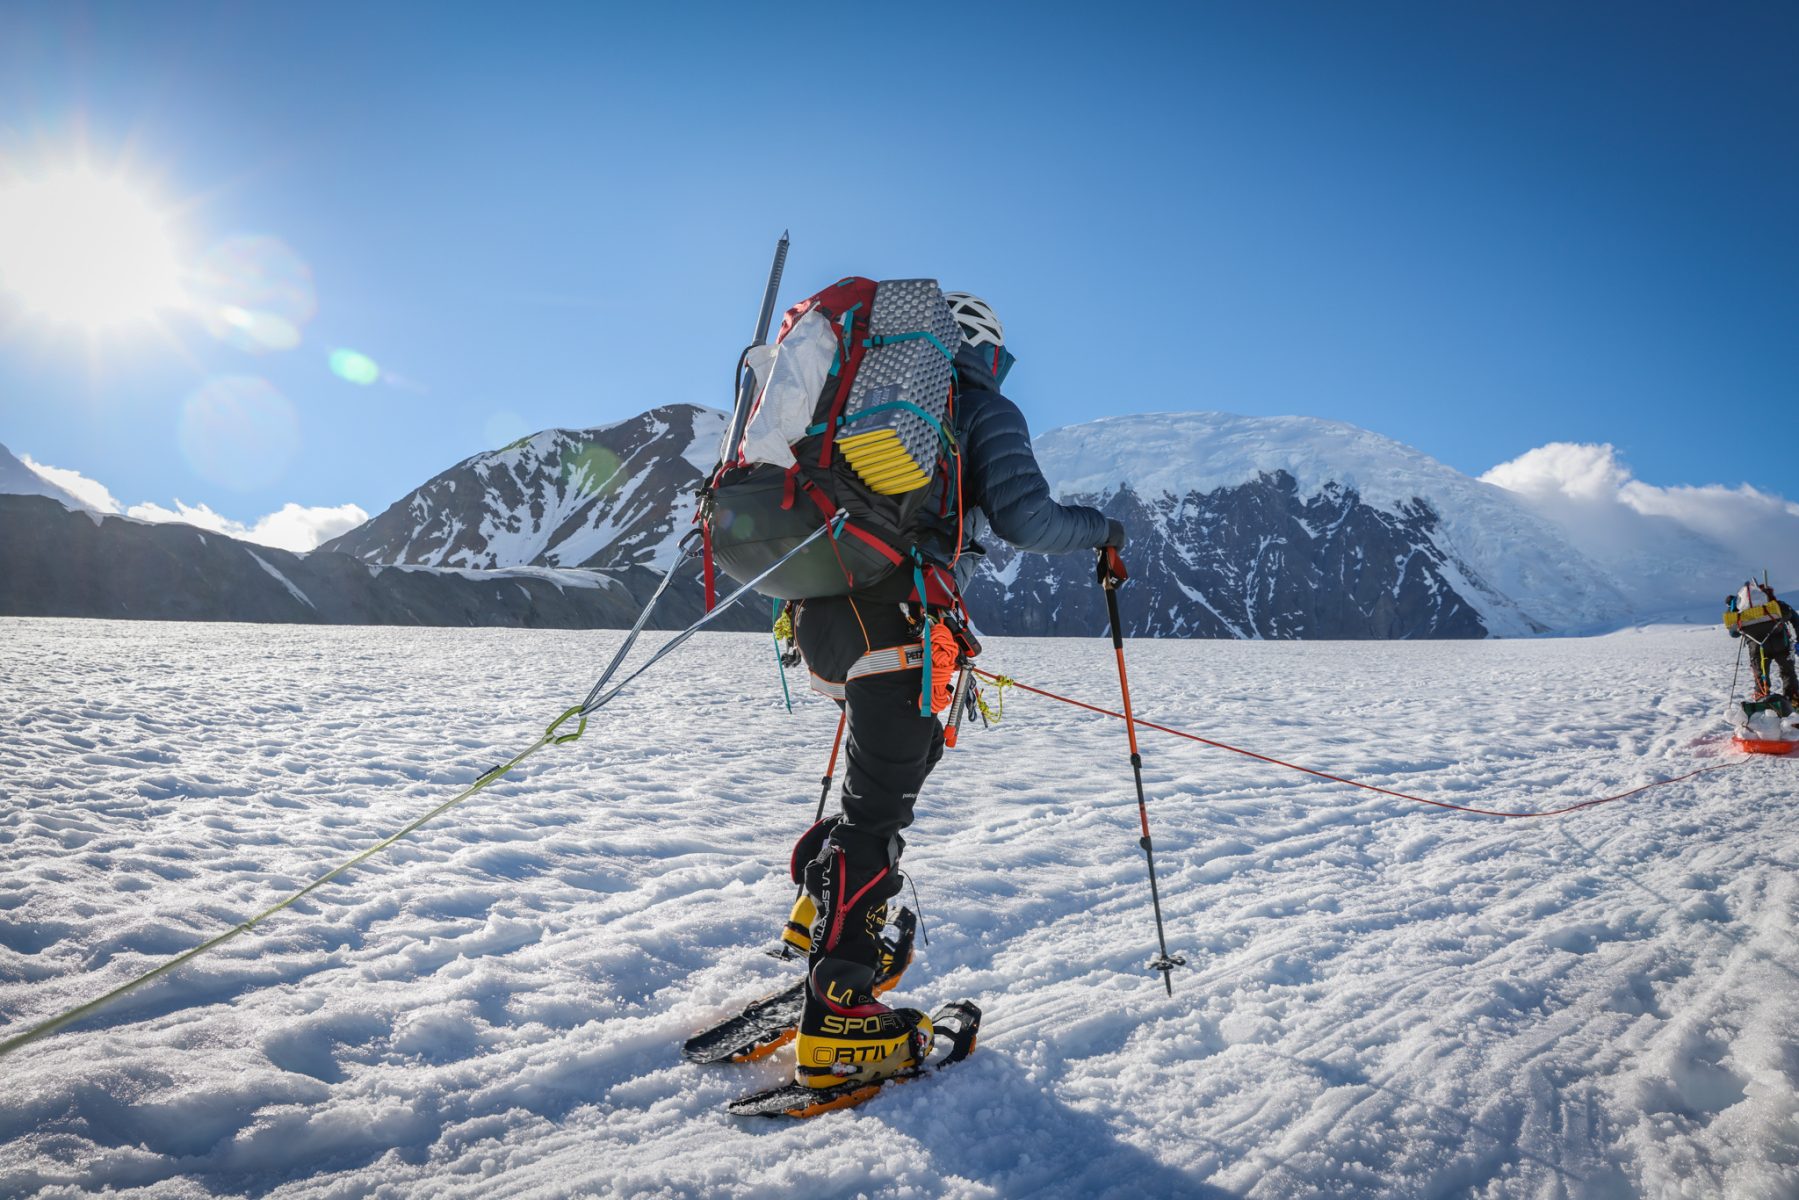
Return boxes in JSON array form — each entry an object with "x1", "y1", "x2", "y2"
[
  {"x1": 726, "y1": 999, "x2": 980, "y2": 1118},
  {"x1": 680, "y1": 906, "x2": 915, "y2": 1065}
]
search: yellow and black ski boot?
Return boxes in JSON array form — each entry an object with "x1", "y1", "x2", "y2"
[
  {"x1": 794, "y1": 956, "x2": 933, "y2": 1091},
  {"x1": 788, "y1": 816, "x2": 923, "y2": 1090},
  {"x1": 784, "y1": 814, "x2": 905, "y2": 970}
]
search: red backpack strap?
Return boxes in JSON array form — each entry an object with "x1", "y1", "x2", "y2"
[
  {"x1": 917, "y1": 565, "x2": 961, "y2": 610},
  {"x1": 801, "y1": 277, "x2": 878, "y2": 469},
  {"x1": 702, "y1": 522, "x2": 717, "y2": 611}
]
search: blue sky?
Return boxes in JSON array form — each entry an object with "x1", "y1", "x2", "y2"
[{"x1": 1, "y1": 1, "x2": 1795, "y2": 538}]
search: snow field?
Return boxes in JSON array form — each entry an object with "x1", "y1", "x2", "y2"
[{"x1": 1, "y1": 619, "x2": 1795, "y2": 1198}]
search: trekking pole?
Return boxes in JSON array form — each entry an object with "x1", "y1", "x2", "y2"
[
  {"x1": 1097, "y1": 547, "x2": 1185, "y2": 995},
  {"x1": 777, "y1": 709, "x2": 849, "y2": 943},
  {"x1": 811, "y1": 709, "x2": 848, "y2": 828},
  {"x1": 1728, "y1": 635, "x2": 1744, "y2": 706}
]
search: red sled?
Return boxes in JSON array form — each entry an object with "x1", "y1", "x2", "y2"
[{"x1": 1732, "y1": 735, "x2": 1798, "y2": 756}]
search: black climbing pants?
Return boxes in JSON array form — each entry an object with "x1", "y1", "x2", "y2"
[{"x1": 794, "y1": 595, "x2": 945, "y2": 858}]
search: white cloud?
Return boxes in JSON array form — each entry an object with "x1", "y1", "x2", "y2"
[
  {"x1": 1482, "y1": 443, "x2": 1799, "y2": 617},
  {"x1": 1480, "y1": 443, "x2": 1631, "y2": 505},
  {"x1": 11, "y1": 450, "x2": 367, "y2": 551},
  {"x1": 20, "y1": 454, "x2": 123, "y2": 512},
  {"x1": 1620, "y1": 479, "x2": 1799, "y2": 549},
  {"x1": 125, "y1": 499, "x2": 370, "y2": 552},
  {"x1": 13, "y1": 448, "x2": 369, "y2": 551},
  {"x1": 249, "y1": 502, "x2": 371, "y2": 551}
]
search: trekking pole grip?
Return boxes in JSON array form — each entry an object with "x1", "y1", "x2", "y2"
[{"x1": 1096, "y1": 546, "x2": 1129, "y2": 589}]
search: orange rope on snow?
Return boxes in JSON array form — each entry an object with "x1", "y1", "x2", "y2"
[{"x1": 973, "y1": 669, "x2": 1746, "y2": 819}]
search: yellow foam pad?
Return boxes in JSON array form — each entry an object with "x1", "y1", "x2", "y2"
[
  {"x1": 838, "y1": 431, "x2": 912, "y2": 462},
  {"x1": 848, "y1": 463, "x2": 930, "y2": 494},
  {"x1": 839, "y1": 429, "x2": 932, "y2": 495},
  {"x1": 844, "y1": 446, "x2": 915, "y2": 470}
]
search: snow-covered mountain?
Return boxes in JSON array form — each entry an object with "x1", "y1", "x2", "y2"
[
  {"x1": 965, "y1": 413, "x2": 1630, "y2": 639},
  {"x1": 6, "y1": 405, "x2": 1673, "y2": 637},
  {"x1": 0, "y1": 412, "x2": 760, "y2": 633},
  {"x1": 318, "y1": 406, "x2": 1648, "y2": 638},
  {"x1": 321, "y1": 405, "x2": 725, "y2": 571}
]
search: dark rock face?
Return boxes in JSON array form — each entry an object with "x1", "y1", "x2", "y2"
[
  {"x1": 962, "y1": 472, "x2": 1487, "y2": 639},
  {"x1": 0, "y1": 494, "x2": 740, "y2": 631},
  {"x1": 321, "y1": 404, "x2": 723, "y2": 572}
]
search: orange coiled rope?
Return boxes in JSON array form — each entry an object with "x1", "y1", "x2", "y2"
[{"x1": 973, "y1": 669, "x2": 1744, "y2": 819}]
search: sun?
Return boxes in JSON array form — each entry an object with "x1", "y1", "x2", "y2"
[{"x1": 0, "y1": 167, "x2": 186, "y2": 331}]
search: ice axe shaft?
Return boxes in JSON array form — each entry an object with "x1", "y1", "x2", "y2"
[
  {"x1": 943, "y1": 665, "x2": 975, "y2": 747},
  {"x1": 723, "y1": 230, "x2": 791, "y2": 467}
]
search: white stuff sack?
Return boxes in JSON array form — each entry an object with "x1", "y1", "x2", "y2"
[{"x1": 738, "y1": 308, "x2": 839, "y2": 470}]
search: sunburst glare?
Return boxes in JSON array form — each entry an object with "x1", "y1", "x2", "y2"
[{"x1": 0, "y1": 166, "x2": 186, "y2": 331}]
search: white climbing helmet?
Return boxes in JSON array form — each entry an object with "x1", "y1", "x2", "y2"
[{"x1": 943, "y1": 292, "x2": 1004, "y2": 350}]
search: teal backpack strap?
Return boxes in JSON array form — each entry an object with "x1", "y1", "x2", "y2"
[{"x1": 772, "y1": 597, "x2": 794, "y2": 713}]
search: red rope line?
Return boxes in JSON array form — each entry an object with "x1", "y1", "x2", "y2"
[{"x1": 974, "y1": 669, "x2": 1744, "y2": 819}]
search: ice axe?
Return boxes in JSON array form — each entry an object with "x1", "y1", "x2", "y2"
[
  {"x1": 1097, "y1": 545, "x2": 1185, "y2": 995},
  {"x1": 721, "y1": 230, "x2": 791, "y2": 469}
]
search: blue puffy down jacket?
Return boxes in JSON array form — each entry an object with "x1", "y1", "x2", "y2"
[{"x1": 949, "y1": 344, "x2": 1110, "y2": 586}]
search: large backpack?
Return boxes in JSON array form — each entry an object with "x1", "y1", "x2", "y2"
[
  {"x1": 1727, "y1": 581, "x2": 1787, "y2": 637},
  {"x1": 698, "y1": 276, "x2": 969, "y2": 610}
]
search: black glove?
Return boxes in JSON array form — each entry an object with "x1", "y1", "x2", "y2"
[{"x1": 1103, "y1": 519, "x2": 1128, "y2": 550}]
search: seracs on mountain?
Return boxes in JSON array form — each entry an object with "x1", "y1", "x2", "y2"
[
  {"x1": 967, "y1": 412, "x2": 1628, "y2": 638},
  {"x1": 323, "y1": 406, "x2": 1630, "y2": 639}
]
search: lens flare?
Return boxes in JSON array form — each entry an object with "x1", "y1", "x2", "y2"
[
  {"x1": 187, "y1": 235, "x2": 316, "y2": 353},
  {"x1": 328, "y1": 348, "x2": 381, "y2": 386},
  {"x1": 178, "y1": 377, "x2": 300, "y2": 491},
  {"x1": 564, "y1": 445, "x2": 621, "y2": 495}
]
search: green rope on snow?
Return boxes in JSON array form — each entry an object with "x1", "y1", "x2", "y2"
[
  {"x1": 0, "y1": 516, "x2": 844, "y2": 1063},
  {"x1": 0, "y1": 706, "x2": 584, "y2": 1063}
]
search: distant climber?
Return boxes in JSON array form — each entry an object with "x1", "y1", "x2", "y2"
[{"x1": 1724, "y1": 578, "x2": 1799, "y2": 706}]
